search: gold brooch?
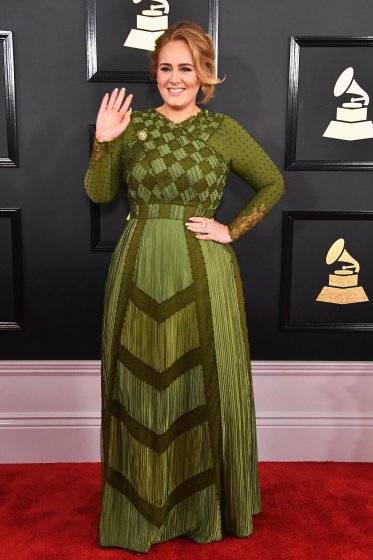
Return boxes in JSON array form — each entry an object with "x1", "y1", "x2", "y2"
[{"x1": 137, "y1": 130, "x2": 147, "y2": 141}]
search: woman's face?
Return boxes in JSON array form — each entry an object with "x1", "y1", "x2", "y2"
[{"x1": 156, "y1": 40, "x2": 201, "y2": 111}]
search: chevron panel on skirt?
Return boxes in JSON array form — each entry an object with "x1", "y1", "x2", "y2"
[{"x1": 98, "y1": 216, "x2": 261, "y2": 552}]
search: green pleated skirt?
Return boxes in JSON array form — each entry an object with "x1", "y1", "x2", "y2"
[{"x1": 98, "y1": 210, "x2": 261, "y2": 553}]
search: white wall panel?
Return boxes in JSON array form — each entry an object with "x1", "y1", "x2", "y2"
[{"x1": 0, "y1": 361, "x2": 372, "y2": 463}]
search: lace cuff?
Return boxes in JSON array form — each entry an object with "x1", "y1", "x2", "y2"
[
  {"x1": 91, "y1": 136, "x2": 109, "y2": 161},
  {"x1": 227, "y1": 201, "x2": 267, "y2": 241}
]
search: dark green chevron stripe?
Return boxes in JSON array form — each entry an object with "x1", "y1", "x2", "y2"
[
  {"x1": 110, "y1": 398, "x2": 208, "y2": 453},
  {"x1": 129, "y1": 282, "x2": 195, "y2": 322},
  {"x1": 113, "y1": 362, "x2": 206, "y2": 435},
  {"x1": 105, "y1": 466, "x2": 216, "y2": 528},
  {"x1": 118, "y1": 346, "x2": 201, "y2": 389}
]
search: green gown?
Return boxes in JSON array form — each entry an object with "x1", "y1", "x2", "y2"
[{"x1": 84, "y1": 108, "x2": 284, "y2": 553}]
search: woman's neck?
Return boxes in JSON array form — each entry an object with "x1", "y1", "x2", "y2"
[{"x1": 155, "y1": 104, "x2": 201, "y2": 124}]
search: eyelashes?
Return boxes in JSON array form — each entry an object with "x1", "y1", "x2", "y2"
[{"x1": 159, "y1": 67, "x2": 192, "y2": 72}]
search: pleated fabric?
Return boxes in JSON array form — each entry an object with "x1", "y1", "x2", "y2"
[
  {"x1": 200, "y1": 241, "x2": 261, "y2": 534},
  {"x1": 98, "y1": 217, "x2": 261, "y2": 553}
]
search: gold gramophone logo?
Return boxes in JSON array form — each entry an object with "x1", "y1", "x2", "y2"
[
  {"x1": 323, "y1": 67, "x2": 373, "y2": 141},
  {"x1": 316, "y1": 238, "x2": 369, "y2": 305},
  {"x1": 124, "y1": 0, "x2": 170, "y2": 52}
]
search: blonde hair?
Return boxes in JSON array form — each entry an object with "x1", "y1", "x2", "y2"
[{"x1": 150, "y1": 21, "x2": 223, "y2": 104}]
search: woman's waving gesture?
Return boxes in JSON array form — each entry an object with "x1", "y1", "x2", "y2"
[{"x1": 95, "y1": 87, "x2": 133, "y2": 142}]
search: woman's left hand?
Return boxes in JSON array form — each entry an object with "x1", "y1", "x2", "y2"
[{"x1": 185, "y1": 217, "x2": 233, "y2": 244}]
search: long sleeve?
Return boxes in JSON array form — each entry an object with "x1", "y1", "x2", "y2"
[
  {"x1": 210, "y1": 115, "x2": 285, "y2": 241},
  {"x1": 84, "y1": 132, "x2": 125, "y2": 204}
]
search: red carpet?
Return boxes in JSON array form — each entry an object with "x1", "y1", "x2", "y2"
[{"x1": 0, "y1": 462, "x2": 371, "y2": 559}]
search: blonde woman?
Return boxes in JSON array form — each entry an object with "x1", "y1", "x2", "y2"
[{"x1": 84, "y1": 20, "x2": 284, "y2": 553}]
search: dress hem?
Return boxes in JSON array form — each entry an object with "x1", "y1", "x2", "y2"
[{"x1": 99, "y1": 524, "x2": 260, "y2": 555}]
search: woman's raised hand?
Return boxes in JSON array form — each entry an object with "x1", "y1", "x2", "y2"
[{"x1": 95, "y1": 88, "x2": 133, "y2": 142}]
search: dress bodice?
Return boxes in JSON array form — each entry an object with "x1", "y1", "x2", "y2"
[
  {"x1": 84, "y1": 109, "x2": 285, "y2": 240},
  {"x1": 123, "y1": 109, "x2": 229, "y2": 218}
]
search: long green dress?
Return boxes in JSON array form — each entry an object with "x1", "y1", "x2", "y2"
[{"x1": 84, "y1": 108, "x2": 284, "y2": 553}]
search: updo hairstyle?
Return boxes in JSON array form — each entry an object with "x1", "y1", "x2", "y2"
[{"x1": 150, "y1": 20, "x2": 224, "y2": 104}]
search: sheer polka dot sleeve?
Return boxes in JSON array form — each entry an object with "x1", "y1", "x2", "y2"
[
  {"x1": 83, "y1": 133, "x2": 124, "y2": 203},
  {"x1": 210, "y1": 116, "x2": 285, "y2": 241},
  {"x1": 84, "y1": 119, "x2": 137, "y2": 204}
]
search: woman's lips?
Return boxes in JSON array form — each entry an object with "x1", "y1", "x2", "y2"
[{"x1": 167, "y1": 88, "x2": 185, "y2": 95}]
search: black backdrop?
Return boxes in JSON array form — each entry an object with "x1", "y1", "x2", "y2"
[{"x1": 1, "y1": 0, "x2": 373, "y2": 359}]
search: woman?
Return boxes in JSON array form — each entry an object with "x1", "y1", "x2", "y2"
[{"x1": 84, "y1": 21, "x2": 284, "y2": 553}]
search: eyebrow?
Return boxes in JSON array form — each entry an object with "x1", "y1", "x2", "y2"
[{"x1": 159, "y1": 62, "x2": 194, "y2": 67}]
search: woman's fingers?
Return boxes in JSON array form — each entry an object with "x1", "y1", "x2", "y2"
[
  {"x1": 184, "y1": 217, "x2": 232, "y2": 244},
  {"x1": 194, "y1": 232, "x2": 211, "y2": 238},
  {"x1": 98, "y1": 87, "x2": 132, "y2": 112},
  {"x1": 113, "y1": 88, "x2": 126, "y2": 111},
  {"x1": 185, "y1": 224, "x2": 209, "y2": 232},
  {"x1": 119, "y1": 93, "x2": 133, "y2": 116},
  {"x1": 104, "y1": 87, "x2": 133, "y2": 116},
  {"x1": 98, "y1": 92, "x2": 109, "y2": 115},
  {"x1": 188, "y1": 217, "x2": 206, "y2": 222},
  {"x1": 106, "y1": 88, "x2": 120, "y2": 110},
  {"x1": 185, "y1": 217, "x2": 211, "y2": 231}
]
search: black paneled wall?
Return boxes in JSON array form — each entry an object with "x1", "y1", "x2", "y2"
[{"x1": 1, "y1": 0, "x2": 373, "y2": 359}]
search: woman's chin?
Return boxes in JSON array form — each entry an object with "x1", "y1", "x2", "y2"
[{"x1": 163, "y1": 97, "x2": 196, "y2": 110}]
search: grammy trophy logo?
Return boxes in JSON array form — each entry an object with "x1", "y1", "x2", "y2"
[
  {"x1": 323, "y1": 67, "x2": 373, "y2": 141},
  {"x1": 316, "y1": 238, "x2": 369, "y2": 305},
  {"x1": 124, "y1": 0, "x2": 170, "y2": 52}
]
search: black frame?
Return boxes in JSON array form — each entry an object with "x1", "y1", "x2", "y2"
[
  {"x1": 90, "y1": 200, "x2": 111, "y2": 251},
  {"x1": 281, "y1": 211, "x2": 373, "y2": 332},
  {"x1": 0, "y1": 208, "x2": 23, "y2": 330},
  {"x1": 285, "y1": 36, "x2": 373, "y2": 171},
  {"x1": 0, "y1": 31, "x2": 18, "y2": 167},
  {"x1": 90, "y1": 201, "x2": 118, "y2": 251},
  {"x1": 86, "y1": 0, "x2": 220, "y2": 82}
]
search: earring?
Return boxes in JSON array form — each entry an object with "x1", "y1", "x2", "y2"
[{"x1": 201, "y1": 84, "x2": 207, "y2": 94}]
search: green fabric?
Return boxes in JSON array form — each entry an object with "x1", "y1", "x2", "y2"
[
  {"x1": 100, "y1": 483, "x2": 222, "y2": 549},
  {"x1": 84, "y1": 108, "x2": 285, "y2": 236},
  {"x1": 199, "y1": 240, "x2": 261, "y2": 534},
  {"x1": 112, "y1": 362, "x2": 206, "y2": 434},
  {"x1": 84, "y1": 108, "x2": 284, "y2": 553}
]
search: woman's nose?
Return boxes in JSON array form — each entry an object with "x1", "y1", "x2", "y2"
[{"x1": 169, "y1": 70, "x2": 181, "y2": 83}]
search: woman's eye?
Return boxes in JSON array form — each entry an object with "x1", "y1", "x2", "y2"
[{"x1": 159, "y1": 67, "x2": 192, "y2": 72}]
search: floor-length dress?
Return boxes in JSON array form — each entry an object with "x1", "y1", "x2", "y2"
[{"x1": 84, "y1": 108, "x2": 284, "y2": 553}]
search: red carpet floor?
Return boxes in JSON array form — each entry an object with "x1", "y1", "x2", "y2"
[{"x1": 0, "y1": 462, "x2": 371, "y2": 560}]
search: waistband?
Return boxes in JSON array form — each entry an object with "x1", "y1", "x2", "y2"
[{"x1": 129, "y1": 204, "x2": 215, "y2": 220}]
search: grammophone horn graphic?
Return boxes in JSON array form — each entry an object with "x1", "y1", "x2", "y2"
[
  {"x1": 323, "y1": 67, "x2": 373, "y2": 141},
  {"x1": 124, "y1": 0, "x2": 169, "y2": 52},
  {"x1": 316, "y1": 238, "x2": 369, "y2": 304}
]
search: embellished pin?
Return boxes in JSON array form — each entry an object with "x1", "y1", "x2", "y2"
[{"x1": 137, "y1": 130, "x2": 147, "y2": 141}]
